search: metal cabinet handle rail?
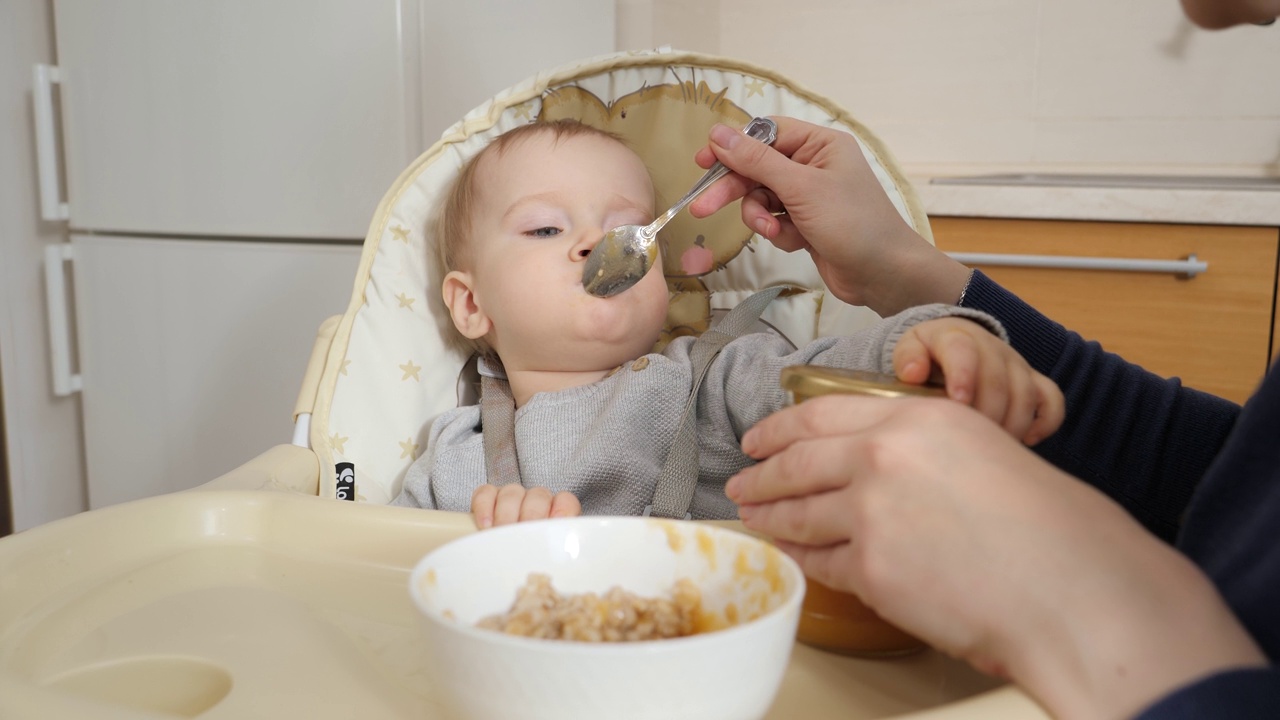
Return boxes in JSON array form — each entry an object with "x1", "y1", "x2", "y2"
[{"x1": 945, "y1": 252, "x2": 1207, "y2": 278}]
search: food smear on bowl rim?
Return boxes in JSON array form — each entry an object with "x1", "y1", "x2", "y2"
[
  {"x1": 736, "y1": 545, "x2": 786, "y2": 595},
  {"x1": 727, "y1": 543, "x2": 788, "y2": 627},
  {"x1": 475, "y1": 573, "x2": 701, "y2": 642},
  {"x1": 651, "y1": 519, "x2": 796, "y2": 628},
  {"x1": 657, "y1": 521, "x2": 686, "y2": 552},
  {"x1": 697, "y1": 529, "x2": 717, "y2": 570}
]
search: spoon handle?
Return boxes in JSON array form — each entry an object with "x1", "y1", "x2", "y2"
[{"x1": 641, "y1": 117, "x2": 778, "y2": 240}]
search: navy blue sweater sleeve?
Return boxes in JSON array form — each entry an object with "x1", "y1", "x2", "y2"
[
  {"x1": 1133, "y1": 668, "x2": 1280, "y2": 719},
  {"x1": 958, "y1": 271, "x2": 1279, "y2": 717},
  {"x1": 959, "y1": 271, "x2": 1241, "y2": 543}
]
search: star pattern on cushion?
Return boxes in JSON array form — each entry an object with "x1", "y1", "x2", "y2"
[
  {"x1": 396, "y1": 292, "x2": 416, "y2": 309},
  {"x1": 399, "y1": 438, "x2": 420, "y2": 459},
  {"x1": 400, "y1": 360, "x2": 422, "y2": 381},
  {"x1": 330, "y1": 433, "x2": 349, "y2": 454},
  {"x1": 339, "y1": 358, "x2": 351, "y2": 376},
  {"x1": 390, "y1": 224, "x2": 410, "y2": 243},
  {"x1": 745, "y1": 78, "x2": 766, "y2": 97}
]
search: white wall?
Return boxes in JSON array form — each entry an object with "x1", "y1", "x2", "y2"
[
  {"x1": 0, "y1": 0, "x2": 89, "y2": 531},
  {"x1": 621, "y1": 0, "x2": 1280, "y2": 178}
]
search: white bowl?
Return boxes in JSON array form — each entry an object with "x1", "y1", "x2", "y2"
[{"x1": 408, "y1": 517, "x2": 805, "y2": 720}]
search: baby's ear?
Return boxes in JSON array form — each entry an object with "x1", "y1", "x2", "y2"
[{"x1": 442, "y1": 270, "x2": 491, "y2": 340}]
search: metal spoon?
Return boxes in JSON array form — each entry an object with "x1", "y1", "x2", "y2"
[{"x1": 582, "y1": 117, "x2": 779, "y2": 297}]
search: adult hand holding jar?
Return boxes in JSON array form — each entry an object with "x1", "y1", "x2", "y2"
[{"x1": 726, "y1": 394, "x2": 1265, "y2": 720}]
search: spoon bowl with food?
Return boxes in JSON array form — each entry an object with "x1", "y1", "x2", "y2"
[{"x1": 582, "y1": 117, "x2": 779, "y2": 298}]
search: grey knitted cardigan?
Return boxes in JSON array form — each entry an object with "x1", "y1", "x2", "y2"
[{"x1": 392, "y1": 303, "x2": 1005, "y2": 519}]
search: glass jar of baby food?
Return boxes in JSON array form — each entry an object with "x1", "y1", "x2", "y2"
[{"x1": 779, "y1": 365, "x2": 946, "y2": 657}]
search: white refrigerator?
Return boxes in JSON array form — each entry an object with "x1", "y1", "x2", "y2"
[{"x1": 25, "y1": 0, "x2": 614, "y2": 516}]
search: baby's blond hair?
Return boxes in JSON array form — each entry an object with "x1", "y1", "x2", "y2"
[{"x1": 431, "y1": 120, "x2": 638, "y2": 357}]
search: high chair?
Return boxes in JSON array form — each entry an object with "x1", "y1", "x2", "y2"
[{"x1": 0, "y1": 50, "x2": 1048, "y2": 719}]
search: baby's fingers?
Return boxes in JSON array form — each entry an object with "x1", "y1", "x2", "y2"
[
  {"x1": 470, "y1": 484, "x2": 500, "y2": 529},
  {"x1": 515, "y1": 488, "x2": 581, "y2": 522},
  {"x1": 931, "y1": 331, "x2": 982, "y2": 405},
  {"x1": 1023, "y1": 374, "x2": 1066, "y2": 446},
  {"x1": 892, "y1": 330, "x2": 936, "y2": 386},
  {"x1": 549, "y1": 492, "x2": 582, "y2": 519},
  {"x1": 479, "y1": 486, "x2": 580, "y2": 526},
  {"x1": 998, "y1": 363, "x2": 1039, "y2": 443},
  {"x1": 492, "y1": 484, "x2": 532, "y2": 526},
  {"x1": 517, "y1": 487, "x2": 559, "y2": 522}
]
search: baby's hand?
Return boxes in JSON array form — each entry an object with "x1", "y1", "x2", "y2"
[
  {"x1": 893, "y1": 317, "x2": 1065, "y2": 445},
  {"x1": 470, "y1": 484, "x2": 582, "y2": 529}
]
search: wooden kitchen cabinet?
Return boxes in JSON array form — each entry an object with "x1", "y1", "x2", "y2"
[{"x1": 930, "y1": 217, "x2": 1280, "y2": 404}]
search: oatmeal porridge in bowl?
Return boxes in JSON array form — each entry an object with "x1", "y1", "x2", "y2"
[{"x1": 408, "y1": 517, "x2": 805, "y2": 720}]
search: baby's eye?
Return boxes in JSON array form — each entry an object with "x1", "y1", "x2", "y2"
[{"x1": 525, "y1": 226, "x2": 562, "y2": 238}]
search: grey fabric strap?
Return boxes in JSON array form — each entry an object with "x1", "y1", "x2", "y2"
[
  {"x1": 480, "y1": 365, "x2": 522, "y2": 487},
  {"x1": 646, "y1": 286, "x2": 786, "y2": 519}
]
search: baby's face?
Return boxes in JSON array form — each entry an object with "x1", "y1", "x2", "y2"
[{"x1": 462, "y1": 131, "x2": 670, "y2": 374}]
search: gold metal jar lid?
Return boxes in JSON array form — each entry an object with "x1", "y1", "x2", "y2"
[{"x1": 780, "y1": 366, "x2": 946, "y2": 401}]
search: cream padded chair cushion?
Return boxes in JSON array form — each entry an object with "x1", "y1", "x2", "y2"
[{"x1": 311, "y1": 49, "x2": 932, "y2": 503}]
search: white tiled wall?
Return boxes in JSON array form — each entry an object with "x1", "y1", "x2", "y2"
[{"x1": 618, "y1": 0, "x2": 1280, "y2": 177}]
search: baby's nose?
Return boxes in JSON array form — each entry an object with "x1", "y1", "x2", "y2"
[{"x1": 570, "y1": 228, "x2": 603, "y2": 261}]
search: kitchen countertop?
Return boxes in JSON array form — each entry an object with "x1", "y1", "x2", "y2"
[{"x1": 911, "y1": 173, "x2": 1280, "y2": 227}]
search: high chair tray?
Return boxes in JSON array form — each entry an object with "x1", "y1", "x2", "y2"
[{"x1": 0, "y1": 491, "x2": 1047, "y2": 719}]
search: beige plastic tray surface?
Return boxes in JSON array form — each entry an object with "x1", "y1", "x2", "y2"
[{"x1": 0, "y1": 491, "x2": 1049, "y2": 719}]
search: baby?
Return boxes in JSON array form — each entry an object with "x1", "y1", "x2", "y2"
[{"x1": 392, "y1": 119, "x2": 1063, "y2": 525}]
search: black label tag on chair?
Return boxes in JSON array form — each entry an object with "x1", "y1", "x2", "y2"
[{"x1": 335, "y1": 462, "x2": 356, "y2": 501}]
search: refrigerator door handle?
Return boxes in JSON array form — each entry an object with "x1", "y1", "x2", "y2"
[
  {"x1": 33, "y1": 64, "x2": 70, "y2": 222},
  {"x1": 44, "y1": 244, "x2": 82, "y2": 396}
]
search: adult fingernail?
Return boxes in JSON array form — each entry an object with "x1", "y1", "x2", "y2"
[
  {"x1": 710, "y1": 123, "x2": 740, "y2": 150},
  {"x1": 736, "y1": 504, "x2": 755, "y2": 521},
  {"x1": 477, "y1": 515, "x2": 492, "y2": 529},
  {"x1": 753, "y1": 216, "x2": 772, "y2": 237},
  {"x1": 740, "y1": 429, "x2": 757, "y2": 455}
]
